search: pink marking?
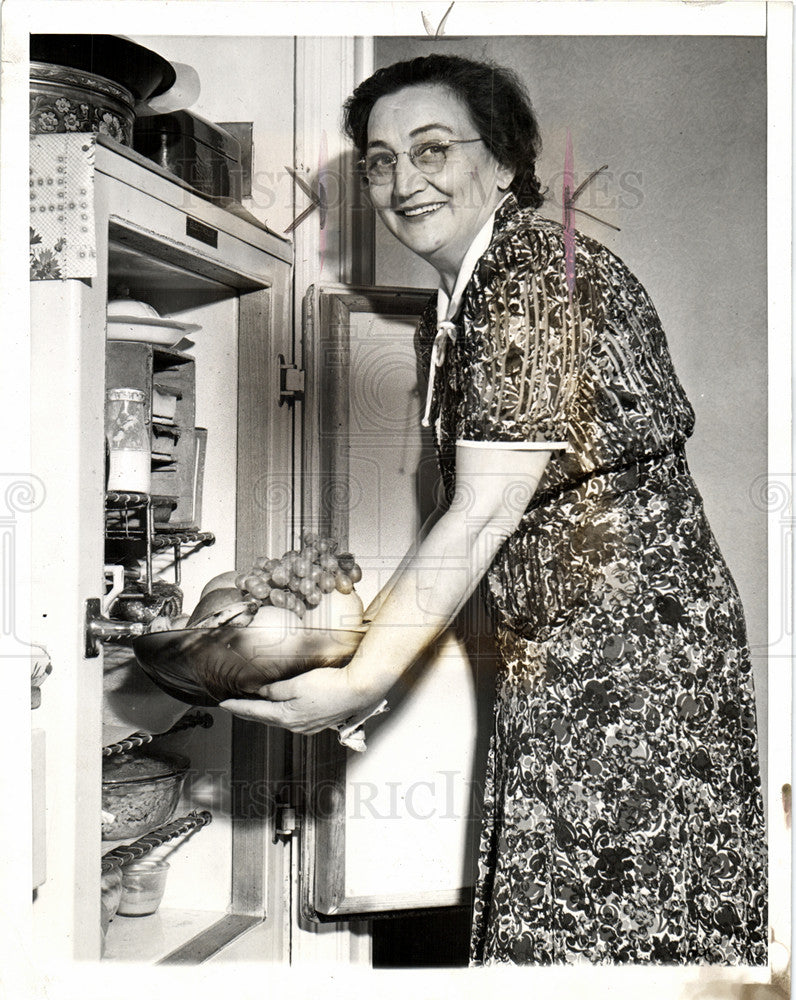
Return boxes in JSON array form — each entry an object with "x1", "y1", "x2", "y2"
[
  {"x1": 563, "y1": 129, "x2": 575, "y2": 298},
  {"x1": 318, "y1": 130, "x2": 328, "y2": 277}
]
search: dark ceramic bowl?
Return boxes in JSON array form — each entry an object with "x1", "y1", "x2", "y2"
[
  {"x1": 113, "y1": 580, "x2": 183, "y2": 624},
  {"x1": 30, "y1": 34, "x2": 176, "y2": 102},
  {"x1": 133, "y1": 625, "x2": 365, "y2": 706}
]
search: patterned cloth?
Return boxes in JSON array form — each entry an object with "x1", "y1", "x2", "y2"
[
  {"x1": 30, "y1": 134, "x2": 97, "y2": 280},
  {"x1": 415, "y1": 194, "x2": 767, "y2": 965}
]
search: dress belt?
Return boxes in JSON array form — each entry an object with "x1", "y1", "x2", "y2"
[{"x1": 528, "y1": 445, "x2": 690, "y2": 511}]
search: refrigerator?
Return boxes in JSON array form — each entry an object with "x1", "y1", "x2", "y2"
[{"x1": 28, "y1": 129, "x2": 490, "y2": 966}]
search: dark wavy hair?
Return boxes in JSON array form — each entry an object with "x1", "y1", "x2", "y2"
[{"x1": 343, "y1": 53, "x2": 544, "y2": 209}]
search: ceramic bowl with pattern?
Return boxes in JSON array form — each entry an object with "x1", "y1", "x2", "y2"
[{"x1": 30, "y1": 61, "x2": 135, "y2": 145}]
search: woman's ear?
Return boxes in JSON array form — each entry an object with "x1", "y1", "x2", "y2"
[{"x1": 496, "y1": 162, "x2": 515, "y2": 192}]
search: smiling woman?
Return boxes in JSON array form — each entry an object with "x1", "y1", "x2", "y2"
[
  {"x1": 220, "y1": 52, "x2": 768, "y2": 969},
  {"x1": 351, "y1": 66, "x2": 537, "y2": 293},
  {"x1": 359, "y1": 86, "x2": 512, "y2": 289}
]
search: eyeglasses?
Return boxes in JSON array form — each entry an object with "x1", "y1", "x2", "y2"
[{"x1": 359, "y1": 138, "x2": 483, "y2": 185}]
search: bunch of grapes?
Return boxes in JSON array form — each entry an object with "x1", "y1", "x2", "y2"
[{"x1": 234, "y1": 532, "x2": 362, "y2": 619}]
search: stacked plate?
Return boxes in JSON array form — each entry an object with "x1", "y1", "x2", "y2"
[{"x1": 107, "y1": 298, "x2": 200, "y2": 348}]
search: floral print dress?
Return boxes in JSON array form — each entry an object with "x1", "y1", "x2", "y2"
[{"x1": 415, "y1": 194, "x2": 767, "y2": 965}]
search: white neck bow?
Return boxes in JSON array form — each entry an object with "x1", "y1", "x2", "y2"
[{"x1": 421, "y1": 320, "x2": 458, "y2": 428}]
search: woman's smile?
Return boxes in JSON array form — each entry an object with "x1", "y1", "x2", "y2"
[{"x1": 396, "y1": 201, "x2": 447, "y2": 219}]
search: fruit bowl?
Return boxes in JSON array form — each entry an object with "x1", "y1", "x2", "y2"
[{"x1": 133, "y1": 624, "x2": 366, "y2": 706}]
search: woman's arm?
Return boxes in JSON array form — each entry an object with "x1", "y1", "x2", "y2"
[
  {"x1": 362, "y1": 502, "x2": 443, "y2": 622},
  {"x1": 220, "y1": 443, "x2": 551, "y2": 732}
]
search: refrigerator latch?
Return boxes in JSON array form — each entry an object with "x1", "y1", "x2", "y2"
[
  {"x1": 278, "y1": 354, "x2": 305, "y2": 406},
  {"x1": 85, "y1": 598, "x2": 146, "y2": 657},
  {"x1": 274, "y1": 803, "x2": 298, "y2": 840}
]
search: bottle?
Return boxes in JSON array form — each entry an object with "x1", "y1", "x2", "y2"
[{"x1": 105, "y1": 388, "x2": 150, "y2": 493}]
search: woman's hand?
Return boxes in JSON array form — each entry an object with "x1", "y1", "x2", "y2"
[
  {"x1": 222, "y1": 445, "x2": 550, "y2": 734},
  {"x1": 219, "y1": 665, "x2": 382, "y2": 734},
  {"x1": 222, "y1": 443, "x2": 551, "y2": 735}
]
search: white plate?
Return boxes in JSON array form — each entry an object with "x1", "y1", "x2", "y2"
[{"x1": 107, "y1": 316, "x2": 201, "y2": 347}]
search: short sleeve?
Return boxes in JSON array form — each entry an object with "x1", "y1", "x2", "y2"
[
  {"x1": 459, "y1": 247, "x2": 590, "y2": 447},
  {"x1": 567, "y1": 248, "x2": 696, "y2": 471},
  {"x1": 457, "y1": 228, "x2": 695, "y2": 474}
]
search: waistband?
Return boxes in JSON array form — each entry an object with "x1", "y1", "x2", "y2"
[{"x1": 529, "y1": 445, "x2": 690, "y2": 513}]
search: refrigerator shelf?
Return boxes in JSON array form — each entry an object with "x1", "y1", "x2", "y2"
[
  {"x1": 102, "y1": 710, "x2": 214, "y2": 757},
  {"x1": 101, "y1": 810, "x2": 213, "y2": 874},
  {"x1": 151, "y1": 530, "x2": 215, "y2": 550}
]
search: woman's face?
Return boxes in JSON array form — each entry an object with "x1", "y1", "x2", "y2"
[{"x1": 365, "y1": 83, "x2": 514, "y2": 287}]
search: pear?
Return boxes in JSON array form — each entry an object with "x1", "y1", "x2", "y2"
[
  {"x1": 199, "y1": 570, "x2": 240, "y2": 600},
  {"x1": 187, "y1": 588, "x2": 257, "y2": 628},
  {"x1": 230, "y1": 600, "x2": 362, "y2": 685}
]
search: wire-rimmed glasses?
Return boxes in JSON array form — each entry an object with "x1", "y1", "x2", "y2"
[{"x1": 358, "y1": 138, "x2": 483, "y2": 185}]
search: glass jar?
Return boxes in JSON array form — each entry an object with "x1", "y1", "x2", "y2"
[
  {"x1": 105, "y1": 387, "x2": 150, "y2": 493},
  {"x1": 117, "y1": 858, "x2": 170, "y2": 916}
]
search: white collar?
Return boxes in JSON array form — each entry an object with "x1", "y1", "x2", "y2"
[
  {"x1": 436, "y1": 192, "x2": 510, "y2": 324},
  {"x1": 422, "y1": 194, "x2": 509, "y2": 428}
]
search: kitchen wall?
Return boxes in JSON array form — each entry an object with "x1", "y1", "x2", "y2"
[
  {"x1": 372, "y1": 34, "x2": 770, "y2": 782},
  {"x1": 131, "y1": 36, "x2": 297, "y2": 235}
]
